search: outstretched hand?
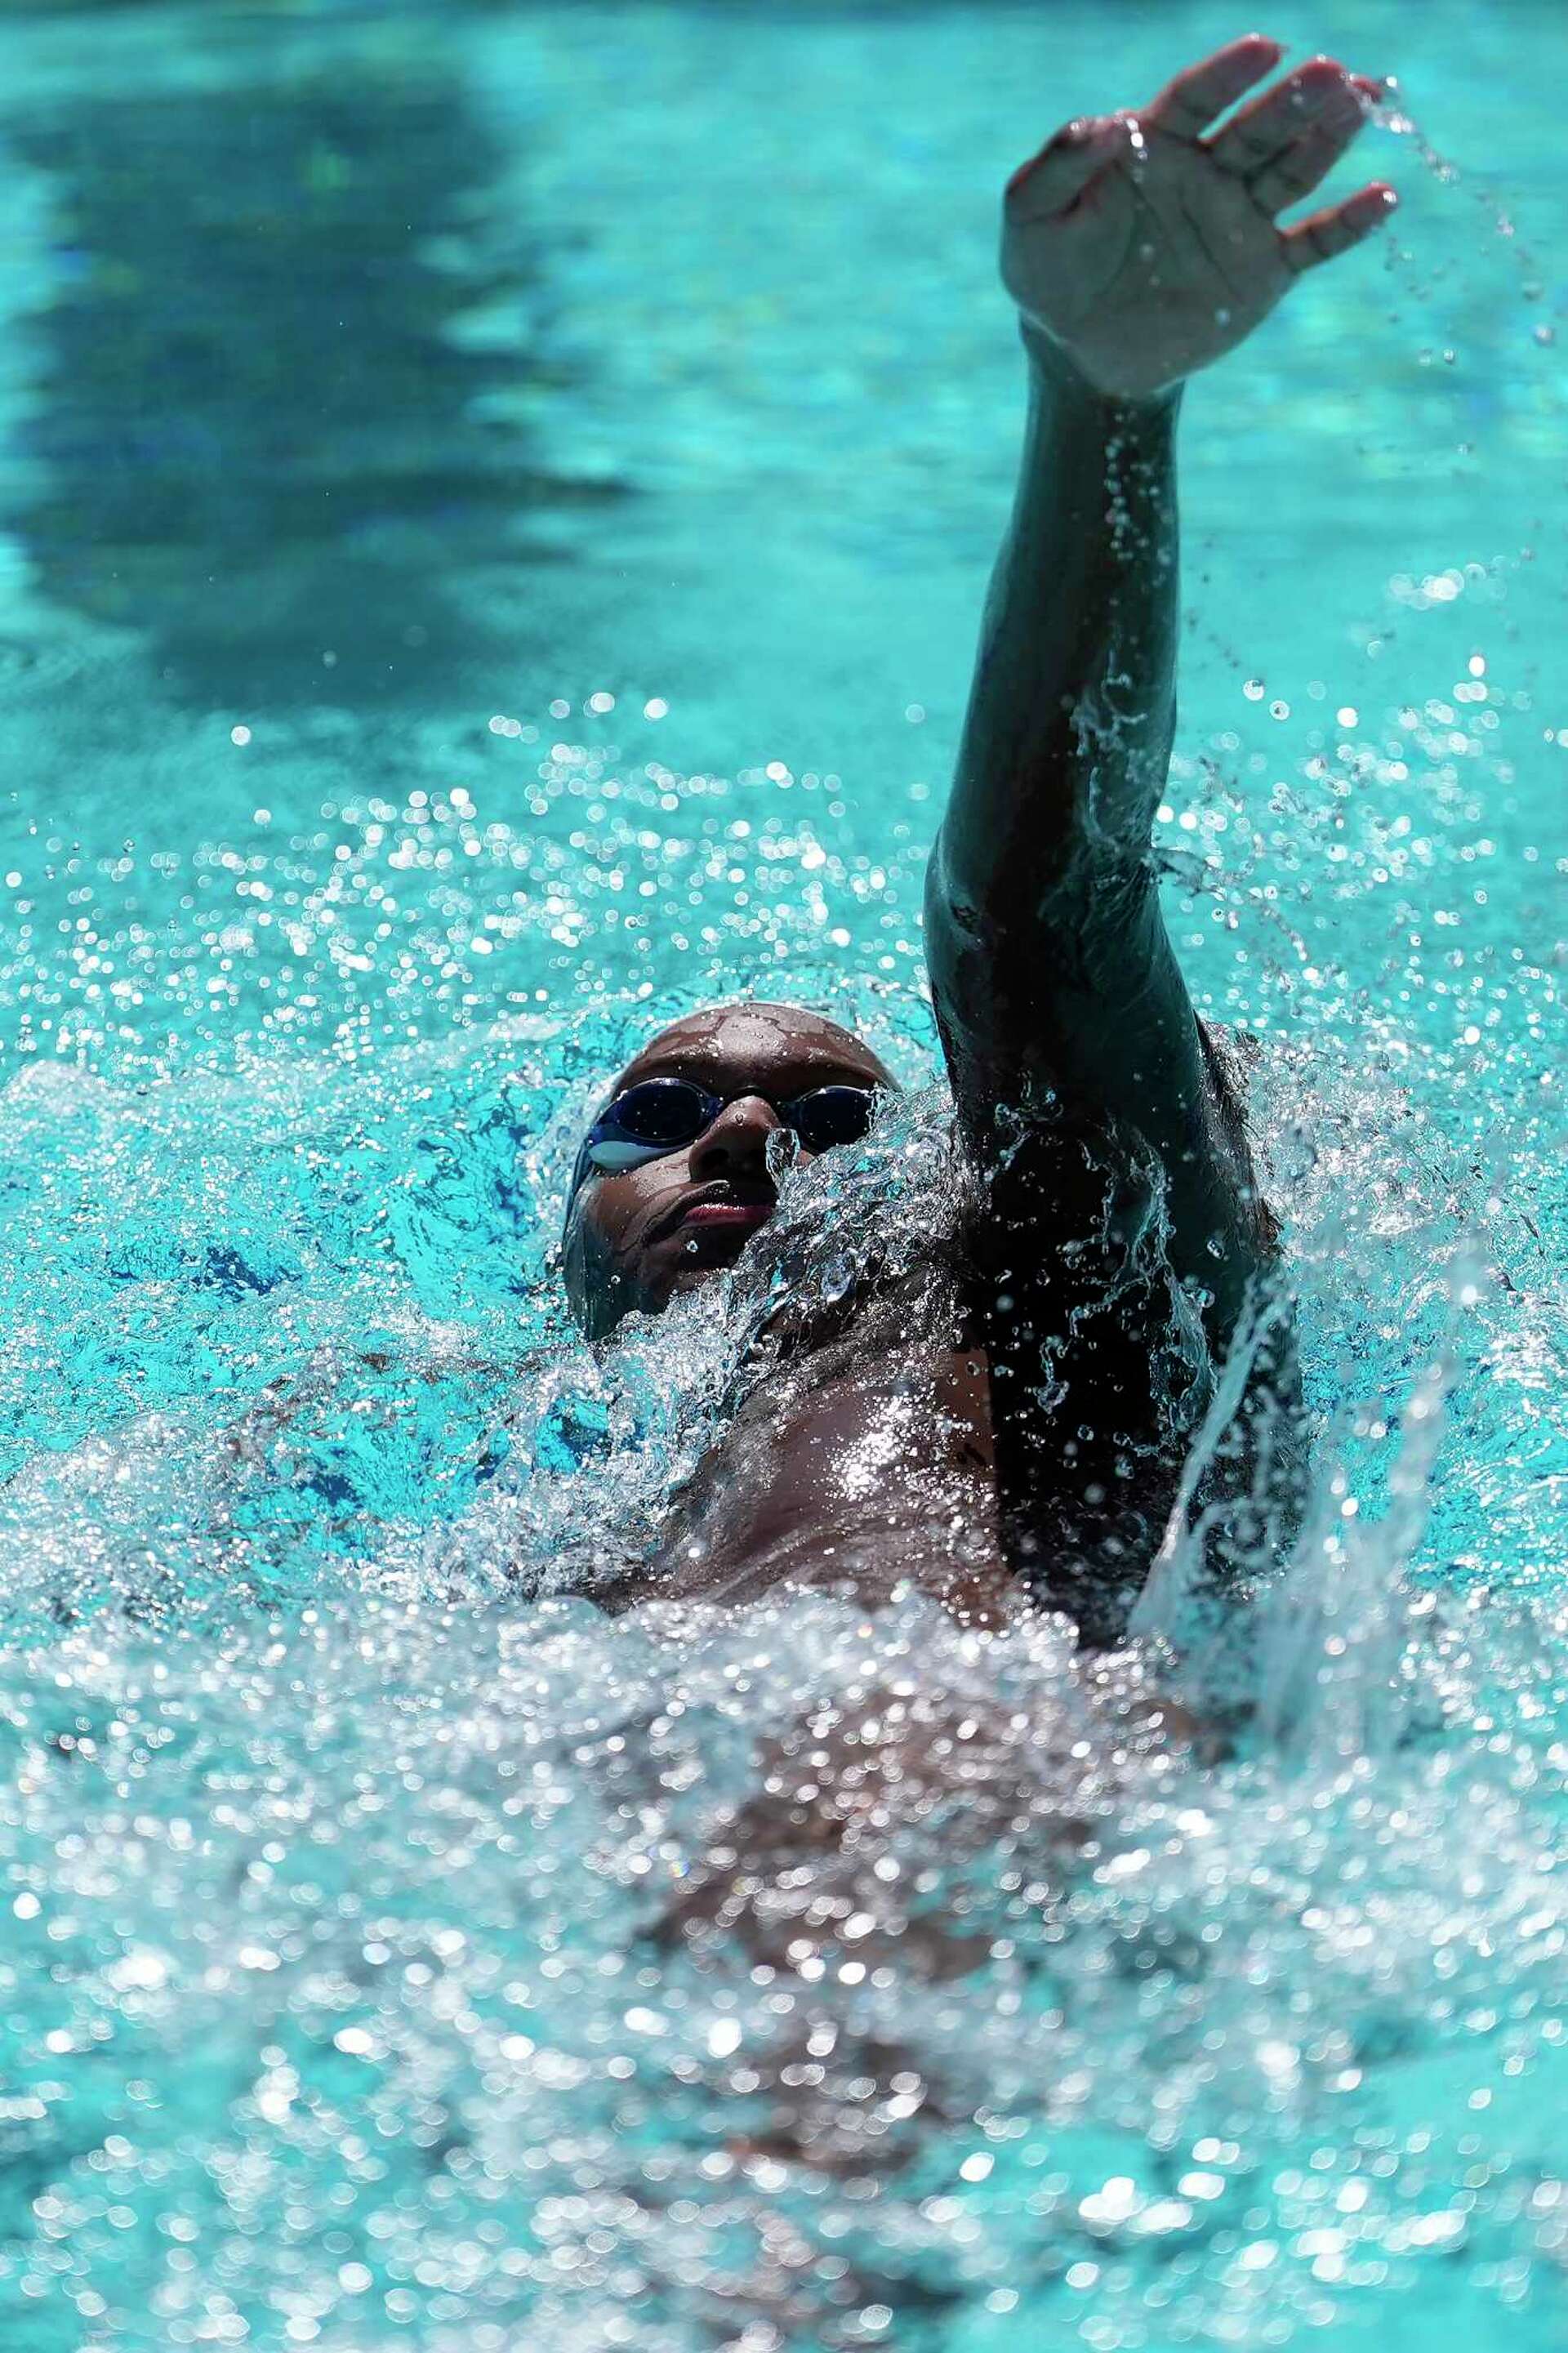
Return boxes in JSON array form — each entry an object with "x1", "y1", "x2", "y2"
[{"x1": 1003, "y1": 35, "x2": 1396, "y2": 399}]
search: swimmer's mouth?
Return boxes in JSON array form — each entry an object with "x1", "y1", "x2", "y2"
[{"x1": 651, "y1": 1185, "x2": 776, "y2": 1244}]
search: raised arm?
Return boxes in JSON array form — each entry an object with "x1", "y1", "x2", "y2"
[{"x1": 925, "y1": 37, "x2": 1392, "y2": 1329}]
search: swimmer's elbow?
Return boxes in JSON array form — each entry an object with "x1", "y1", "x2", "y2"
[{"x1": 926, "y1": 820, "x2": 1162, "y2": 996}]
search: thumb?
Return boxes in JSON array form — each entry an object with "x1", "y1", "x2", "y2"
[{"x1": 1005, "y1": 116, "x2": 1122, "y2": 220}]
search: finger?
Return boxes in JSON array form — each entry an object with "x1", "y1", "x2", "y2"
[
  {"x1": 1281, "y1": 179, "x2": 1397, "y2": 273},
  {"x1": 1250, "y1": 107, "x2": 1367, "y2": 214},
  {"x1": 1005, "y1": 116, "x2": 1123, "y2": 217},
  {"x1": 1208, "y1": 55, "x2": 1363, "y2": 179},
  {"x1": 1143, "y1": 33, "x2": 1284, "y2": 139}
]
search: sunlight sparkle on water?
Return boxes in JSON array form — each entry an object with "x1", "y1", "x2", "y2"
[{"x1": 0, "y1": 2, "x2": 1563, "y2": 2347}]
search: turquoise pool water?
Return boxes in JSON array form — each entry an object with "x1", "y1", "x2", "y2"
[{"x1": 0, "y1": 1, "x2": 1565, "y2": 2346}]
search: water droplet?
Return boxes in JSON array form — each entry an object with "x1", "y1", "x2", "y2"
[
  {"x1": 1242, "y1": 679, "x2": 1266, "y2": 702},
  {"x1": 1532, "y1": 323, "x2": 1556, "y2": 347}
]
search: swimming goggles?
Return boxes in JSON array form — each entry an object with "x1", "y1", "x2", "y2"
[{"x1": 568, "y1": 1075, "x2": 877, "y2": 1198}]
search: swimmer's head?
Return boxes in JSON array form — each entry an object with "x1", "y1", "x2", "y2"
[{"x1": 563, "y1": 1000, "x2": 896, "y2": 1339}]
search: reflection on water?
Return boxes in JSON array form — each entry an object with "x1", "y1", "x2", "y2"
[{"x1": 4, "y1": 31, "x2": 625, "y2": 710}]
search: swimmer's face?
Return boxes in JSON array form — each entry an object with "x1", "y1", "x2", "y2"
[{"x1": 564, "y1": 1002, "x2": 894, "y2": 1339}]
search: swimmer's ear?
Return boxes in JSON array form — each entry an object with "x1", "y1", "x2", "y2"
[{"x1": 559, "y1": 1205, "x2": 594, "y2": 1334}]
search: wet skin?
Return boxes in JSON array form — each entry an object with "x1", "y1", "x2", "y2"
[
  {"x1": 567, "y1": 998, "x2": 1278, "y2": 1641},
  {"x1": 567, "y1": 1000, "x2": 1017, "y2": 1625},
  {"x1": 564, "y1": 1004, "x2": 896, "y2": 1336},
  {"x1": 562, "y1": 38, "x2": 1388, "y2": 1640}
]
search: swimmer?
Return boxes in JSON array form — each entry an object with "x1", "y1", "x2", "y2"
[{"x1": 563, "y1": 38, "x2": 1395, "y2": 1644}]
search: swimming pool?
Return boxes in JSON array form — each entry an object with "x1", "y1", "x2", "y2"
[{"x1": 0, "y1": 0, "x2": 1564, "y2": 2345}]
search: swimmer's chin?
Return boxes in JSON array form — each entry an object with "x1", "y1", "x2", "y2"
[
  {"x1": 656, "y1": 1217, "x2": 775, "y2": 1299},
  {"x1": 667, "y1": 1240, "x2": 755, "y2": 1289}
]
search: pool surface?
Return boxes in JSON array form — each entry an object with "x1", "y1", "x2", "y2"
[{"x1": 0, "y1": 2, "x2": 1565, "y2": 2346}]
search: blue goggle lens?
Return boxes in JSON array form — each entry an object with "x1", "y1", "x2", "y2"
[
  {"x1": 607, "y1": 1076, "x2": 715, "y2": 1146},
  {"x1": 788, "y1": 1085, "x2": 878, "y2": 1154},
  {"x1": 576, "y1": 1078, "x2": 875, "y2": 1183}
]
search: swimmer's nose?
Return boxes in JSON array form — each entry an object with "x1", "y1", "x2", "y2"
[{"x1": 689, "y1": 1094, "x2": 787, "y2": 1184}]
